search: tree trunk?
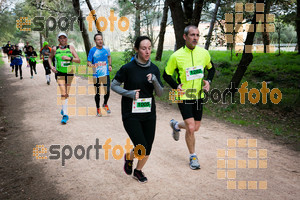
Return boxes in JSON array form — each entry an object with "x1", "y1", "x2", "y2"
[
  {"x1": 155, "y1": 0, "x2": 169, "y2": 61},
  {"x1": 297, "y1": 0, "x2": 300, "y2": 54},
  {"x1": 205, "y1": 0, "x2": 221, "y2": 50},
  {"x1": 278, "y1": 23, "x2": 281, "y2": 55},
  {"x1": 135, "y1": 0, "x2": 141, "y2": 38},
  {"x1": 72, "y1": 0, "x2": 91, "y2": 57},
  {"x1": 229, "y1": 0, "x2": 264, "y2": 94},
  {"x1": 39, "y1": 32, "x2": 43, "y2": 50},
  {"x1": 39, "y1": 9, "x2": 43, "y2": 49},
  {"x1": 85, "y1": 0, "x2": 101, "y2": 33},
  {"x1": 263, "y1": 0, "x2": 272, "y2": 53},
  {"x1": 192, "y1": 0, "x2": 204, "y2": 26},
  {"x1": 183, "y1": 0, "x2": 193, "y2": 24},
  {"x1": 168, "y1": 0, "x2": 204, "y2": 50},
  {"x1": 167, "y1": 0, "x2": 186, "y2": 50}
]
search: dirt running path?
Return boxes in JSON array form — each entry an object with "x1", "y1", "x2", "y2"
[{"x1": 0, "y1": 56, "x2": 299, "y2": 200}]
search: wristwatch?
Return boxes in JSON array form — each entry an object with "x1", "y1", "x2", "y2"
[{"x1": 207, "y1": 80, "x2": 212, "y2": 84}]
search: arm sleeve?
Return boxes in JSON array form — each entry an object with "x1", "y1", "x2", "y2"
[
  {"x1": 206, "y1": 61, "x2": 215, "y2": 82},
  {"x1": 111, "y1": 79, "x2": 137, "y2": 99},
  {"x1": 151, "y1": 71, "x2": 164, "y2": 97},
  {"x1": 163, "y1": 70, "x2": 179, "y2": 89}
]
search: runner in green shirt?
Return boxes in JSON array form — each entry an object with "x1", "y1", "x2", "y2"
[{"x1": 48, "y1": 32, "x2": 81, "y2": 124}]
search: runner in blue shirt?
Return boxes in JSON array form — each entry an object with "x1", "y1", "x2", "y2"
[{"x1": 87, "y1": 33, "x2": 112, "y2": 116}]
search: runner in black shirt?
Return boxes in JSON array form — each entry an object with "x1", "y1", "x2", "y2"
[
  {"x1": 11, "y1": 45, "x2": 23, "y2": 79},
  {"x1": 23, "y1": 41, "x2": 30, "y2": 68},
  {"x1": 9, "y1": 45, "x2": 15, "y2": 72},
  {"x1": 5, "y1": 41, "x2": 12, "y2": 62},
  {"x1": 111, "y1": 36, "x2": 164, "y2": 183},
  {"x1": 26, "y1": 46, "x2": 37, "y2": 78}
]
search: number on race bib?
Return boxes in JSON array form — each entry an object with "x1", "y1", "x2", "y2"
[
  {"x1": 186, "y1": 66, "x2": 204, "y2": 81},
  {"x1": 132, "y1": 98, "x2": 152, "y2": 113}
]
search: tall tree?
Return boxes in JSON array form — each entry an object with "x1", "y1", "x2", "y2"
[
  {"x1": 167, "y1": 0, "x2": 204, "y2": 50},
  {"x1": 118, "y1": 0, "x2": 157, "y2": 39},
  {"x1": 155, "y1": 0, "x2": 168, "y2": 61},
  {"x1": 72, "y1": 0, "x2": 91, "y2": 57},
  {"x1": 85, "y1": 0, "x2": 101, "y2": 34},
  {"x1": 263, "y1": 0, "x2": 274, "y2": 53},
  {"x1": 205, "y1": 0, "x2": 221, "y2": 50},
  {"x1": 297, "y1": 0, "x2": 300, "y2": 53},
  {"x1": 229, "y1": 0, "x2": 264, "y2": 94}
]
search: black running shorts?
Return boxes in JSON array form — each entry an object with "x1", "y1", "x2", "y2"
[
  {"x1": 55, "y1": 71, "x2": 74, "y2": 83},
  {"x1": 178, "y1": 99, "x2": 203, "y2": 121}
]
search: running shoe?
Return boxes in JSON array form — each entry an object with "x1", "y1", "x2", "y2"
[
  {"x1": 103, "y1": 104, "x2": 111, "y2": 114},
  {"x1": 96, "y1": 108, "x2": 102, "y2": 117},
  {"x1": 170, "y1": 119, "x2": 180, "y2": 141},
  {"x1": 133, "y1": 169, "x2": 148, "y2": 183},
  {"x1": 189, "y1": 155, "x2": 201, "y2": 170},
  {"x1": 61, "y1": 109, "x2": 64, "y2": 115},
  {"x1": 61, "y1": 115, "x2": 69, "y2": 124},
  {"x1": 124, "y1": 153, "x2": 133, "y2": 175},
  {"x1": 30, "y1": 76, "x2": 33, "y2": 79},
  {"x1": 47, "y1": 81, "x2": 50, "y2": 85},
  {"x1": 20, "y1": 77, "x2": 23, "y2": 80},
  {"x1": 35, "y1": 71, "x2": 37, "y2": 74}
]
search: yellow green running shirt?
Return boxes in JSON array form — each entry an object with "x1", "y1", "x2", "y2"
[
  {"x1": 55, "y1": 45, "x2": 73, "y2": 74},
  {"x1": 165, "y1": 45, "x2": 212, "y2": 100}
]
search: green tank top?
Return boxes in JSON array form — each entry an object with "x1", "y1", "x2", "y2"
[{"x1": 55, "y1": 45, "x2": 73, "y2": 73}]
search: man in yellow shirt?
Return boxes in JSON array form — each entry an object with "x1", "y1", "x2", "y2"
[{"x1": 163, "y1": 25, "x2": 215, "y2": 170}]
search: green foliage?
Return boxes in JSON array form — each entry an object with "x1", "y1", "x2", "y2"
[{"x1": 0, "y1": 53, "x2": 4, "y2": 67}]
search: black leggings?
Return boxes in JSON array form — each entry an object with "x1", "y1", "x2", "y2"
[
  {"x1": 29, "y1": 61, "x2": 36, "y2": 76},
  {"x1": 43, "y1": 61, "x2": 51, "y2": 75},
  {"x1": 94, "y1": 75, "x2": 110, "y2": 108},
  {"x1": 15, "y1": 65, "x2": 22, "y2": 77},
  {"x1": 123, "y1": 117, "x2": 156, "y2": 156}
]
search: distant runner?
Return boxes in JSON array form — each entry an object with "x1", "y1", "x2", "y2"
[
  {"x1": 40, "y1": 41, "x2": 52, "y2": 85},
  {"x1": 11, "y1": 45, "x2": 24, "y2": 80},
  {"x1": 26, "y1": 46, "x2": 37, "y2": 79},
  {"x1": 87, "y1": 33, "x2": 112, "y2": 116},
  {"x1": 23, "y1": 41, "x2": 30, "y2": 68},
  {"x1": 5, "y1": 41, "x2": 12, "y2": 62}
]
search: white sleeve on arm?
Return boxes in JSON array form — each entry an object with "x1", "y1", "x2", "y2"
[
  {"x1": 111, "y1": 79, "x2": 136, "y2": 99},
  {"x1": 151, "y1": 74, "x2": 164, "y2": 97}
]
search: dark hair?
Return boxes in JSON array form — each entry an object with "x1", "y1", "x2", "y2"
[
  {"x1": 94, "y1": 33, "x2": 103, "y2": 40},
  {"x1": 29, "y1": 46, "x2": 34, "y2": 50},
  {"x1": 134, "y1": 36, "x2": 151, "y2": 49},
  {"x1": 184, "y1": 25, "x2": 198, "y2": 35}
]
